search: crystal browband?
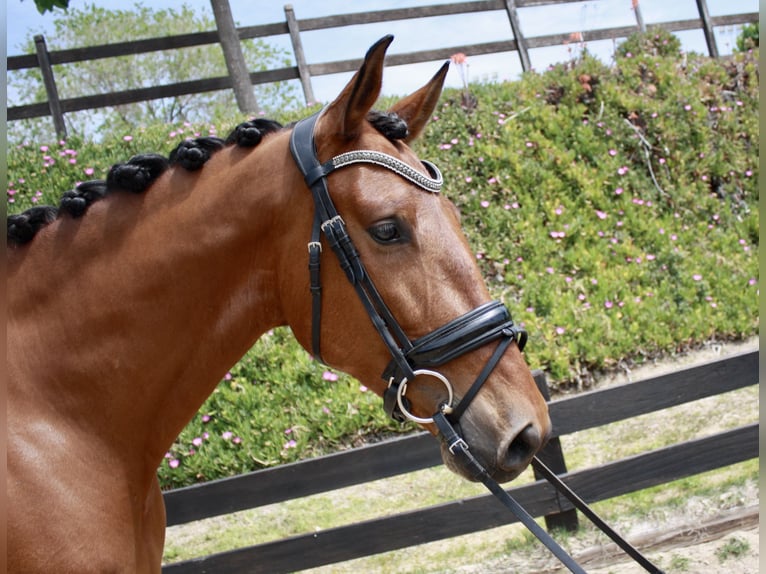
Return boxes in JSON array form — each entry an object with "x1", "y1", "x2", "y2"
[{"x1": 330, "y1": 150, "x2": 443, "y2": 193}]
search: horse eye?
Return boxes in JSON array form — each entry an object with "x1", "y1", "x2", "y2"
[{"x1": 369, "y1": 220, "x2": 402, "y2": 244}]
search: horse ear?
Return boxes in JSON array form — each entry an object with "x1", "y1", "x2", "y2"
[
  {"x1": 388, "y1": 61, "x2": 449, "y2": 143},
  {"x1": 318, "y1": 35, "x2": 394, "y2": 141}
]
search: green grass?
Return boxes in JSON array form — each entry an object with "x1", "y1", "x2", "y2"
[
  {"x1": 716, "y1": 536, "x2": 751, "y2": 562},
  {"x1": 7, "y1": 30, "x2": 759, "y2": 489}
]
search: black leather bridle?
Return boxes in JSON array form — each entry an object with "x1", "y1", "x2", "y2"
[
  {"x1": 289, "y1": 111, "x2": 526, "y2": 427},
  {"x1": 289, "y1": 111, "x2": 664, "y2": 574}
]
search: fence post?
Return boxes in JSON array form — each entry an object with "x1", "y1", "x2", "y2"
[
  {"x1": 284, "y1": 4, "x2": 316, "y2": 105},
  {"x1": 532, "y1": 371, "x2": 579, "y2": 532},
  {"x1": 694, "y1": 0, "x2": 719, "y2": 58},
  {"x1": 34, "y1": 35, "x2": 67, "y2": 140},
  {"x1": 502, "y1": 0, "x2": 531, "y2": 73},
  {"x1": 632, "y1": 0, "x2": 646, "y2": 33},
  {"x1": 210, "y1": 0, "x2": 261, "y2": 114}
]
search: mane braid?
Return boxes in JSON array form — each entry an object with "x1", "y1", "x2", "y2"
[
  {"x1": 60, "y1": 180, "x2": 109, "y2": 218},
  {"x1": 6, "y1": 116, "x2": 291, "y2": 247},
  {"x1": 169, "y1": 137, "x2": 225, "y2": 171},
  {"x1": 225, "y1": 118, "x2": 283, "y2": 147},
  {"x1": 8, "y1": 206, "x2": 58, "y2": 245},
  {"x1": 367, "y1": 110, "x2": 409, "y2": 141},
  {"x1": 106, "y1": 154, "x2": 169, "y2": 193}
]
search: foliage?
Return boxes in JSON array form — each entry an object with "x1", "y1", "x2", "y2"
[
  {"x1": 715, "y1": 536, "x2": 751, "y2": 562},
  {"x1": 32, "y1": 0, "x2": 69, "y2": 14},
  {"x1": 615, "y1": 28, "x2": 682, "y2": 59},
  {"x1": 6, "y1": 34, "x2": 759, "y2": 488},
  {"x1": 8, "y1": 2, "x2": 301, "y2": 141},
  {"x1": 736, "y1": 22, "x2": 759, "y2": 52}
]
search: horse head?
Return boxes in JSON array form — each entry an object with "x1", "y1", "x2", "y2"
[{"x1": 281, "y1": 36, "x2": 551, "y2": 483}]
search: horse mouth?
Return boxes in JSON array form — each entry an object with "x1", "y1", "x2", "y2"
[{"x1": 438, "y1": 423, "x2": 547, "y2": 484}]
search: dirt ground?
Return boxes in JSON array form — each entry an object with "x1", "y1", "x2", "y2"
[
  {"x1": 434, "y1": 336, "x2": 761, "y2": 574},
  {"x1": 534, "y1": 337, "x2": 761, "y2": 574}
]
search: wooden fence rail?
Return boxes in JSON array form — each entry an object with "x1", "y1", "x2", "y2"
[
  {"x1": 7, "y1": 1, "x2": 758, "y2": 139},
  {"x1": 161, "y1": 350, "x2": 758, "y2": 573}
]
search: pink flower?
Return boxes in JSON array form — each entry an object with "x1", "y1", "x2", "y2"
[
  {"x1": 450, "y1": 52, "x2": 467, "y2": 65},
  {"x1": 608, "y1": 149, "x2": 617, "y2": 156},
  {"x1": 123, "y1": 135, "x2": 133, "y2": 142},
  {"x1": 555, "y1": 327, "x2": 566, "y2": 335},
  {"x1": 222, "y1": 431, "x2": 233, "y2": 440},
  {"x1": 84, "y1": 167, "x2": 95, "y2": 176},
  {"x1": 169, "y1": 459, "x2": 180, "y2": 469},
  {"x1": 595, "y1": 210, "x2": 607, "y2": 220},
  {"x1": 692, "y1": 274, "x2": 702, "y2": 281},
  {"x1": 480, "y1": 200, "x2": 490, "y2": 208},
  {"x1": 192, "y1": 437, "x2": 203, "y2": 447},
  {"x1": 604, "y1": 301, "x2": 614, "y2": 309},
  {"x1": 322, "y1": 371, "x2": 338, "y2": 381}
]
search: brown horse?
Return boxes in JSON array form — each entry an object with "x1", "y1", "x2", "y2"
[{"x1": 7, "y1": 36, "x2": 550, "y2": 572}]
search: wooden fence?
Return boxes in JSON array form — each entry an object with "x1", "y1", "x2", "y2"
[
  {"x1": 7, "y1": 0, "x2": 758, "y2": 139},
  {"x1": 161, "y1": 349, "x2": 758, "y2": 573}
]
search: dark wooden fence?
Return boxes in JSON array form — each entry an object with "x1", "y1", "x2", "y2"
[
  {"x1": 7, "y1": 0, "x2": 758, "y2": 139},
  {"x1": 161, "y1": 349, "x2": 758, "y2": 573}
]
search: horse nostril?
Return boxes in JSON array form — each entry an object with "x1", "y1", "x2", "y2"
[{"x1": 502, "y1": 424, "x2": 542, "y2": 471}]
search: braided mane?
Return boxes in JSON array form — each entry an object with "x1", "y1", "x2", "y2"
[{"x1": 7, "y1": 112, "x2": 407, "y2": 246}]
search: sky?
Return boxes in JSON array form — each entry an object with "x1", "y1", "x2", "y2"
[{"x1": 5, "y1": 0, "x2": 759, "y2": 107}]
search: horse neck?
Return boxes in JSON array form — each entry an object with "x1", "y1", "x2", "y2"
[{"x1": 8, "y1": 131, "x2": 307, "y2": 478}]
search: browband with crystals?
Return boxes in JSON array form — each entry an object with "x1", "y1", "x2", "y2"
[
  {"x1": 303, "y1": 149, "x2": 443, "y2": 194},
  {"x1": 330, "y1": 150, "x2": 443, "y2": 193}
]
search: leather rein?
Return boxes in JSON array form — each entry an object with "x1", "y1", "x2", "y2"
[{"x1": 289, "y1": 111, "x2": 664, "y2": 574}]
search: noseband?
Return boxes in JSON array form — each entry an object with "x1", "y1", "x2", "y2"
[{"x1": 289, "y1": 111, "x2": 527, "y2": 427}]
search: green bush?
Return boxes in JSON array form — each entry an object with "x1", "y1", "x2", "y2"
[
  {"x1": 736, "y1": 22, "x2": 759, "y2": 52},
  {"x1": 7, "y1": 34, "x2": 758, "y2": 488}
]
